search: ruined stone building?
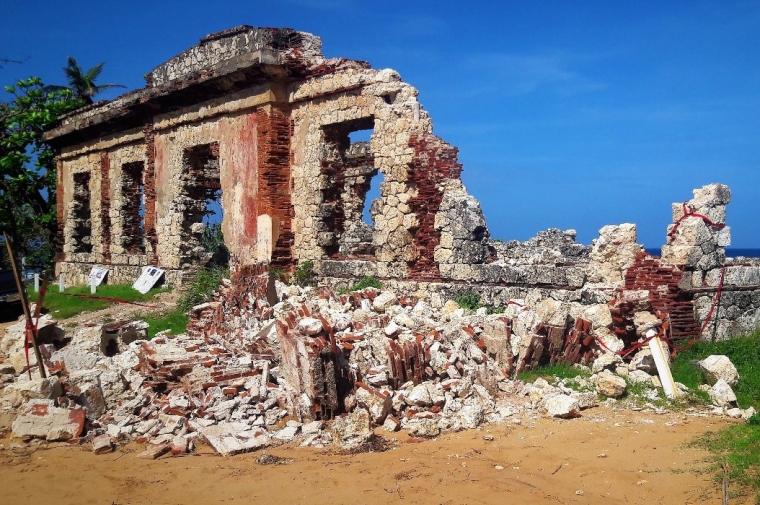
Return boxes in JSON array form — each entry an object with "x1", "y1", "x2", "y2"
[{"x1": 44, "y1": 26, "x2": 760, "y2": 347}]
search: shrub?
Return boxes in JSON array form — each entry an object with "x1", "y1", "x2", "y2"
[
  {"x1": 270, "y1": 268, "x2": 289, "y2": 283},
  {"x1": 340, "y1": 276, "x2": 382, "y2": 294},
  {"x1": 293, "y1": 261, "x2": 316, "y2": 287},
  {"x1": 177, "y1": 265, "x2": 229, "y2": 312},
  {"x1": 453, "y1": 293, "x2": 481, "y2": 311}
]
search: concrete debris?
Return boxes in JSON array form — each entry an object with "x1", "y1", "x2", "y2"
[
  {"x1": 708, "y1": 379, "x2": 738, "y2": 408},
  {"x1": 543, "y1": 395, "x2": 580, "y2": 418},
  {"x1": 92, "y1": 433, "x2": 113, "y2": 454},
  {"x1": 331, "y1": 408, "x2": 373, "y2": 449},
  {"x1": 698, "y1": 355, "x2": 739, "y2": 387},
  {"x1": 594, "y1": 371, "x2": 627, "y2": 398},
  {"x1": 11, "y1": 400, "x2": 85, "y2": 441},
  {"x1": 0, "y1": 262, "x2": 753, "y2": 456}
]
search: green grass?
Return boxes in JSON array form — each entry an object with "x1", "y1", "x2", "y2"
[
  {"x1": 670, "y1": 328, "x2": 760, "y2": 501},
  {"x1": 516, "y1": 363, "x2": 589, "y2": 384},
  {"x1": 689, "y1": 420, "x2": 760, "y2": 502},
  {"x1": 28, "y1": 283, "x2": 166, "y2": 320},
  {"x1": 671, "y1": 329, "x2": 760, "y2": 410},
  {"x1": 137, "y1": 265, "x2": 228, "y2": 339},
  {"x1": 140, "y1": 309, "x2": 189, "y2": 339},
  {"x1": 339, "y1": 276, "x2": 382, "y2": 294}
]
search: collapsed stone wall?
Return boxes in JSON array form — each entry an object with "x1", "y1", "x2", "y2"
[{"x1": 44, "y1": 27, "x2": 760, "y2": 343}]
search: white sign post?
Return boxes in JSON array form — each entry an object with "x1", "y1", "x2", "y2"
[
  {"x1": 647, "y1": 329, "x2": 679, "y2": 399},
  {"x1": 59, "y1": 273, "x2": 65, "y2": 293},
  {"x1": 34, "y1": 273, "x2": 40, "y2": 293},
  {"x1": 132, "y1": 266, "x2": 165, "y2": 294}
]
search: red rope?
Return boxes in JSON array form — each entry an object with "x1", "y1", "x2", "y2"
[
  {"x1": 668, "y1": 202, "x2": 725, "y2": 239},
  {"x1": 673, "y1": 265, "x2": 727, "y2": 352},
  {"x1": 595, "y1": 266, "x2": 727, "y2": 358},
  {"x1": 594, "y1": 333, "x2": 658, "y2": 357}
]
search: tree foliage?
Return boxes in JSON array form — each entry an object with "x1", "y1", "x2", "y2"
[
  {"x1": 63, "y1": 57, "x2": 124, "y2": 104},
  {"x1": 0, "y1": 77, "x2": 82, "y2": 266}
]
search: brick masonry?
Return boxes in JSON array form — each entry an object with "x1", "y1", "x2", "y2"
[
  {"x1": 256, "y1": 107, "x2": 294, "y2": 269},
  {"x1": 624, "y1": 252, "x2": 699, "y2": 341},
  {"x1": 142, "y1": 122, "x2": 158, "y2": 264},
  {"x1": 99, "y1": 152, "x2": 112, "y2": 262},
  {"x1": 407, "y1": 133, "x2": 463, "y2": 282}
]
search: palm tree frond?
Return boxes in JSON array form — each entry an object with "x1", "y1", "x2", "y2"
[{"x1": 84, "y1": 62, "x2": 105, "y2": 82}]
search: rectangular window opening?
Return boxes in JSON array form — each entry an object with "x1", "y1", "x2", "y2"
[
  {"x1": 70, "y1": 172, "x2": 92, "y2": 254},
  {"x1": 180, "y1": 142, "x2": 226, "y2": 266},
  {"x1": 121, "y1": 161, "x2": 145, "y2": 254}
]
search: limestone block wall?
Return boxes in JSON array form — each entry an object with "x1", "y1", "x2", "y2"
[{"x1": 55, "y1": 84, "x2": 286, "y2": 286}]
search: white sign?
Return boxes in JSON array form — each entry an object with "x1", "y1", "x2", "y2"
[
  {"x1": 132, "y1": 266, "x2": 165, "y2": 294},
  {"x1": 89, "y1": 266, "x2": 109, "y2": 286}
]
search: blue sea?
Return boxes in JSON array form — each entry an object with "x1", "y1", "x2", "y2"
[{"x1": 644, "y1": 248, "x2": 760, "y2": 258}]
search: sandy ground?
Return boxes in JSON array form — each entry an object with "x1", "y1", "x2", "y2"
[{"x1": 0, "y1": 409, "x2": 742, "y2": 505}]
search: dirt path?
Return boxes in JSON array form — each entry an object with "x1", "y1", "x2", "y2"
[{"x1": 0, "y1": 409, "x2": 741, "y2": 505}]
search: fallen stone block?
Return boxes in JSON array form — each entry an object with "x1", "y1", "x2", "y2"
[
  {"x1": 591, "y1": 354, "x2": 623, "y2": 374},
  {"x1": 708, "y1": 379, "x2": 737, "y2": 408},
  {"x1": 595, "y1": 370, "x2": 626, "y2": 398},
  {"x1": 198, "y1": 422, "x2": 270, "y2": 456},
  {"x1": 138, "y1": 443, "x2": 171, "y2": 459},
  {"x1": 404, "y1": 417, "x2": 441, "y2": 437},
  {"x1": 92, "y1": 434, "x2": 113, "y2": 454},
  {"x1": 11, "y1": 400, "x2": 86, "y2": 441},
  {"x1": 569, "y1": 391, "x2": 599, "y2": 410},
  {"x1": 355, "y1": 383, "x2": 392, "y2": 424},
  {"x1": 331, "y1": 408, "x2": 373, "y2": 449},
  {"x1": 544, "y1": 395, "x2": 580, "y2": 418},
  {"x1": 273, "y1": 425, "x2": 300, "y2": 441},
  {"x1": 382, "y1": 415, "x2": 401, "y2": 433},
  {"x1": 170, "y1": 435, "x2": 188, "y2": 455},
  {"x1": 698, "y1": 355, "x2": 739, "y2": 387}
]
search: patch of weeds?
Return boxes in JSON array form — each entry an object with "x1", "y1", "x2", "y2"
[
  {"x1": 451, "y1": 293, "x2": 504, "y2": 314},
  {"x1": 675, "y1": 329, "x2": 760, "y2": 500},
  {"x1": 517, "y1": 363, "x2": 590, "y2": 384},
  {"x1": 256, "y1": 453, "x2": 293, "y2": 466},
  {"x1": 293, "y1": 261, "x2": 316, "y2": 287},
  {"x1": 689, "y1": 423, "x2": 760, "y2": 502},
  {"x1": 177, "y1": 265, "x2": 229, "y2": 312},
  {"x1": 339, "y1": 276, "x2": 381, "y2": 294},
  {"x1": 453, "y1": 293, "x2": 480, "y2": 311},
  {"x1": 270, "y1": 268, "x2": 289, "y2": 283},
  {"x1": 338, "y1": 435, "x2": 397, "y2": 455}
]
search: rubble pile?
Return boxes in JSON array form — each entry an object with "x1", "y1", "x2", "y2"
[{"x1": 1, "y1": 279, "x2": 755, "y2": 457}]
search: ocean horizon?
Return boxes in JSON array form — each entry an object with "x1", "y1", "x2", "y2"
[{"x1": 644, "y1": 247, "x2": 760, "y2": 258}]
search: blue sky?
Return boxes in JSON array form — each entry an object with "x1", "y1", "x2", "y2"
[{"x1": 2, "y1": 0, "x2": 759, "y2": 248}]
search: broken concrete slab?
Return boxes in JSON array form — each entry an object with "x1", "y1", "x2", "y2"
[{"x1": 11, "y1": 400, "x2": 86, "y2": 441}]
